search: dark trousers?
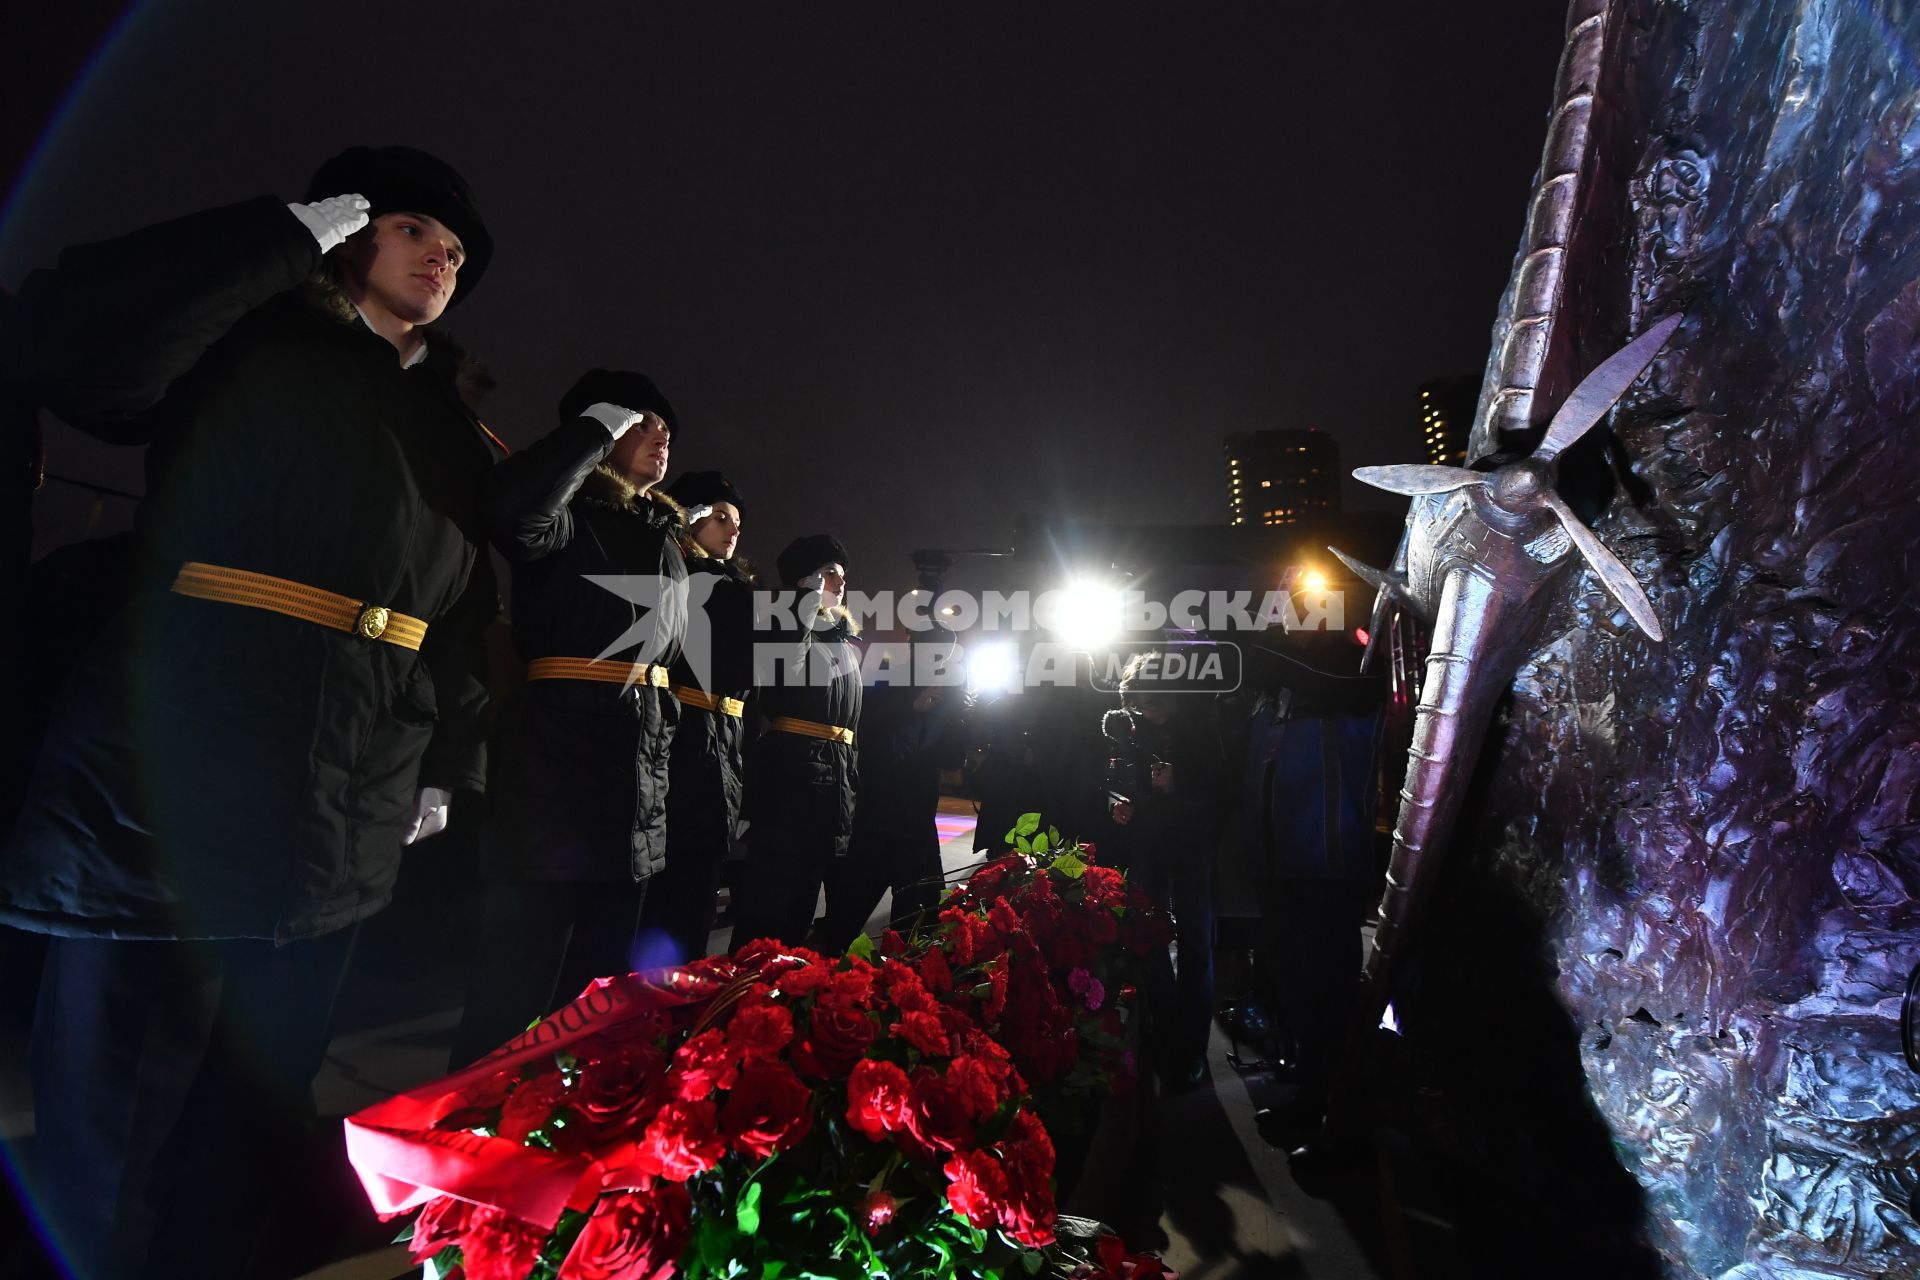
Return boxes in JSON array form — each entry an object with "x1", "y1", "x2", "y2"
[
  {"x1": 635, "y1": 839, "x2": 725, "y2": 969},
  {"x1": 449, "y1": 878, "x2": 647, "y2": 1070},
  {"x1": 728, "y1": 824, "x2": 837, "y2": 951},
  {"x1": 1138, "y1": 843, "x2": 1216, "y2": 1070},
  {"x1": 28, "y1": 929, "x2": 357, "y2": 1280},
  {"x1": 1259, "y1": 877, "x2": 1373, "y2": 1104},
  {"x1": 821, "y1": 821, "x2": 944, "y2": 954}
]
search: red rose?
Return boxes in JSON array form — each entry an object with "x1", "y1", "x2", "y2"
[
  {"x1": 456, "y1": 1204, "x2": 548, "y2": 1280},
  {"x1": 726, "y1": 998, "x2": 795, "y2": 1058},
  {"x1": 861, "y1": 1189, "x2": 898, "y2": 1236},
  {"x1": 498, "y1": 1072, "x2": 568, "y2": 1144},
  {"x1": 943, "y1": 1149, "x2": 1006, "y2": 1229},
  {"x1": 904, "y1": 1067, "x2": 977, "y2": 1155},
  {"x1": 845, "y1": 1058, "x2": 912, "y2": 1141},
  {"x1": 672, "y1": 1029, "x2": 740, "y2": 1100},
  {"x1": 879, "y1": 929, "x2": 909, "y2": 956},
  {"x1": 560, "y1": 1181, "x2": 691, "y2": 1280},
  {"x1": 635, "y1": 1097, "x2": 726, "y2": 1181},
  {"x1": 567, "y1": 1043, "x2": 669, "y2": 1145},
  {"x1": 893, "y1": 1009, "x2": 951, "y2": 1058},
  {"x1": 791, "y1": 996, "x2": 877, "y2": 1079},
  {"x1": 719, "y1": 1058, "x2": 814, "y2": 1158}
]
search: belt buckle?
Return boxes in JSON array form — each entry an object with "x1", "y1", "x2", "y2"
[{"x1": 355, "y1": 604, "x2": 391, "y2": 641}]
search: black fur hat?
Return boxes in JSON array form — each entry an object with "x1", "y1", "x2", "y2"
[
  {"x1": 306, "y1": 146, "x2": 493, "y2": 303},
  {"x1": 667, "y1": 471, "x2": 743, "y2": 514},
  {"x1": 777, "y1": 534, "x2": 850, "y2": 588},
  {"x1": 559, "y1": 370, "x2": 676, "y2": 434}
]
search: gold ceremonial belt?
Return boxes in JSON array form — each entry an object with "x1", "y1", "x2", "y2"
[
  {"x1": 672, "y1": 685, "x2": 746, "y2": 718},
  {"x1": 526, "y1": 657, "x2": 670, "y2": 688},
  {"x1": 171, "y1": 561, "x2": 428, "y2": 650},
  {"x1": 768, "y1": 715, "x2": 854, "y2": 746}
]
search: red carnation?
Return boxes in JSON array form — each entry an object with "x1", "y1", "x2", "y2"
[
  {"x1": 985, "y1": 962, "x2": 1010, "y2": 1021},
  {"x1": 904, "y1": 1067, "x2": 978, "y2": 1155},
  {"x1": 917, "y1": 946, "x2": 954, "y2": 995},
  {"x1": 845, "y1": 1058, "x2": 913, "y2": 1141},
  {"x1": 497, "y1": 1072, "x2": 568, "y2": 1144},
  {"x1": 893, "y1": 1009, "x2": 951, "y2": 1058},
  {"x1": 635, "y1": 1097, "x2": 726, "y2": 1181},
  {"x1": 776, "y1": 960, "x2": 836, "y2": 998},
  {"x1": 672, "y1": 1029, "x2": 740, "y2": 1100},
  {"x1": 406, "y1": 1195, "x2": 473, "y2": 1265},
  {"x1": 881, "y1": 959, "x2": 938, "y2": 1014},
  {"x1": 943, "y1": 1149, "x2": 1007, "y2": 1229},
  {"x1": 719, "y1": 1057, "x2": 815, "y2": 1158},
  {"x1": 946, "y1": 1054, "x2": 1004, "y2": 1120},
  {"x1": 727, "y1": 998, "x2": 795, "y2": 1058},
  {"x1": 791, "y1": 996, "x2": 877, "y2": 1079},
  {"x1": 829, "y1": 963, "x2": 879, "y2": 1006},
  {"x1": 861, "y1": 1189, "x2": 898, "y2": 1237},
  {"x1": 454, "y1": 1203, "x2": 548, "y2": 1280},
  {"x1": 560, "y1": 1180, "x2": 692, "y2": 1280}
]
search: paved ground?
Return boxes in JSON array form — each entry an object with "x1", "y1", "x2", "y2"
[{"x1": 0, "y1": 800, "x2": 1394, "y2": 1280}]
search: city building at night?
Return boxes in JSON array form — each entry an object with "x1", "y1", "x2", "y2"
[
  {"x1": 1224, "y1": 429, "x2": 1341, "y2": 526},
  {"x1": 1417, "y1": 375, "x2": 1478, "y2": 465}
]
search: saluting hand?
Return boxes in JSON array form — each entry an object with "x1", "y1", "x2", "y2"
[
  {"x1": 288, "y1": 193, "x2": 371, "y2": 255},
  {"x1": 560, "y1": 369, "x2": 668, "y2": 440},
  {"x1": 403, "y1": 786, "x2": 453, "y2": 846}
]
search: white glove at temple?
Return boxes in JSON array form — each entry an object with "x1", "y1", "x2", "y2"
[
  {"x1": 403, "y1": 785, "x2": 453, "y2": 845},
  {"x1": 578, "y1": 402, "x2": 643, "y2": 440},
  {"x1": 288, "y1": 193, "x2": 371, "y2": 254}
]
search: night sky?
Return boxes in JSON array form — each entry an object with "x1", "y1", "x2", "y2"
[{"x1": 2, "y1": 2, "x2": 1567, "y2": 592}]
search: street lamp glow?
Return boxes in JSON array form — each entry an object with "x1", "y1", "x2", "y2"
[
  {"x1": 1052, "y1": 578, "x2": 1124, "y2": 649},
  {"x1": 1300, "y1": 569, "x2": 1329, "y2": 595}
]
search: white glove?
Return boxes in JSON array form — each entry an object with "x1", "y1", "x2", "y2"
[
  {"x1": 288, "y1": 193, "x2": 371, "y2": 254},
  {"x1": 579, "y1": 402, "x2": 643, "y2": 440},
  {"x1": 403, "y1": 785, "x2": 453, "y2": 845}
]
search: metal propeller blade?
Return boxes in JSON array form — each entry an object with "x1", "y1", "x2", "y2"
[
  {"x1": 1539, "y1": 491, "x2": 1663, "y2": 641},
  {"x1": 1534, "y1": 313, "x2": 1683, "y2": 463},
  {"x1": 1353, "y1": 464, "x2": 1486, "y2": 497},
  {"x1": 1328, "y1": 546, "x2": 1405, "y2": 597}
]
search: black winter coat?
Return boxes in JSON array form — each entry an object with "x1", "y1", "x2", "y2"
[
  {"x1": 482, "y1": 419, "x2": 687, "y2": 883},
  {"x1": 744, "y1": 611, "x2": 863, "y2": 858},
  {"x1": 665, "y1": 553, "x2": 754, "y2": 854},
  {"x1": 0, "y1": 197, "x2": 499, "y2": 942}
]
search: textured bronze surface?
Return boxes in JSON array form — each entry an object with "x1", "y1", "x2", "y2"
[{"x1": 1398, "y1": 1, "x2": 1920, "y2": 1276}]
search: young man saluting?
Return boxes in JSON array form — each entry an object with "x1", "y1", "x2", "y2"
[{"x1": 0, "y1": 145, "x2": 502, "y2": 1278}]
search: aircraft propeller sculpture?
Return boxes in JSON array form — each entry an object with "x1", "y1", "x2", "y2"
[{"x1": 1330, "y1": 311, "x2": 1682, "y2": 1019}]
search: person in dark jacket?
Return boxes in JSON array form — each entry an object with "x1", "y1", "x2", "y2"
[
  {"x1": 634, "y1": 470, "x2": 753, "y2": 968},
  {"x1": 1108, "y1": 653, "x2": 1233, "y2": 1091},
  {"x1": 449, "y1": 370, "x2": 689, "y2": 1068},
  {"x1": 821, "y1": 636, "x2": 969, "y2": 952},
  {"x1": 0, "y1": 146, "x2": 501, "y2": 1279},
  {"x1": 728, "y1": 535, "x2": 863, "y2": 950}
]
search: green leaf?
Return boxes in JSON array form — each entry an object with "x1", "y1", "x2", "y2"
[
  {"x1": 1047, "y1": 825, "x2": 1061, "y2": 845},
  {"x1": 1031, "y1": 832, "x2": 1050, "y2": 856},
  {"x1": 847, "y1": 932, "x2": 876, "y2": 962},
  {"x1": 738, "y1": 1181, "x2": 763, "y2": 1236},
  {"x1": 1049, "y1": 850, "x2": 1088, "y2": 879},
  {"x1": 391, "y1": 1220, "x2": 416, "y2": 1245},
  {"x1": 1014, "y1": 836, "x2": 1032, "y2": 854},
  {"x1": 762, "y1": 1265, "x2": 787, "y2": 1280},
  {"x1": 1021, "y1": 1250, "x2": 1046, "y2": 1275},
  {"x1": 1013, "y1": 812, "x2": 1042, "y2": 837}
]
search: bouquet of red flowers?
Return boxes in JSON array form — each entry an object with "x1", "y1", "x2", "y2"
[{"x1": 346, "y1": 817, "x2": 1175, "y2": 1280}]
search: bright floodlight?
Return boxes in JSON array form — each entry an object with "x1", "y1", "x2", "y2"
[
  {"x1": 966, "y1": 640, "x2": 1019, "y2": 694},
  {"x1": 1053, "y1": 578, "x2": 1124, "y2": 649},
  {"x1": 1300, "y1": 569, "x2": 1330, "y2": 595}
]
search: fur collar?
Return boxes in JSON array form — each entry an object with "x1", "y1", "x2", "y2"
[
  {"x1": 297, "y1": 269, "x2": 494, "y2": 411},
  {"x1": 582, "y1": 466, "x2": 687, "y2": 523}
]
